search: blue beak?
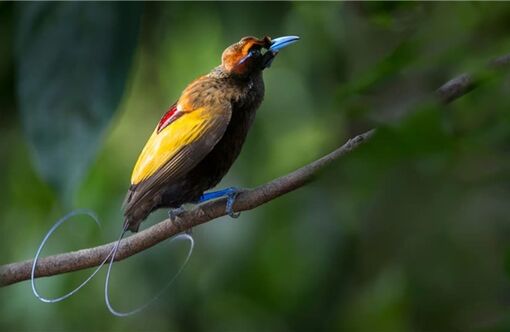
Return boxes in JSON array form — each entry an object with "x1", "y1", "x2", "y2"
[{"x1": 269, "y1": 35, "x2": 300, "y2": 52}]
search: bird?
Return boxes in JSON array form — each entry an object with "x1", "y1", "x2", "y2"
[{"x1": 123, "y1": 35, "x2": 300, "y2": 232}]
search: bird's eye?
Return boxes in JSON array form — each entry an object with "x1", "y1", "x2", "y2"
[{"x1": 249, "y1": 48, "x2": 261, "y2": 57}]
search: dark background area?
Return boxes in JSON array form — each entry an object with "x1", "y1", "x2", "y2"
[{"x1": 1, "y1": 2, "x2": 510, "y2": 331}]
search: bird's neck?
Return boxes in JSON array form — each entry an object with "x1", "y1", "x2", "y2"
[
  {"x1": 205, "y1": 66, "x2": 264, "y2": 108},
  {"x1": 209, "y1": 65, "x2": 262, "y2": 82}
]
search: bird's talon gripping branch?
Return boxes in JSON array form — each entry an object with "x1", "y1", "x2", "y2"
[
  {"x1": 226, "y1": 190, "x2": 241, "y2": 218},
  {"x1": 168, "y1": 207, "x2": 185, "y2": 224},
  {"x1": 167, "y1": 208, "x2": 193, "y2": 244}
]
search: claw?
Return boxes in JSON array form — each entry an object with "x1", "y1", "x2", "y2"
[
  {"x1": 168, "y1": 207, "x2": 193, "y2": 233},
  {"x1": 226, "y1": 190, "x2": 240, "y2": 218},
  {"x1": 168, "y1": 207, "x2": 185, "y2": 222}
]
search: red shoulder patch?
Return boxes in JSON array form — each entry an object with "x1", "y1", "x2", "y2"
[{"x1": 157, "y1": 103, "x2": 182, "y2": 133}]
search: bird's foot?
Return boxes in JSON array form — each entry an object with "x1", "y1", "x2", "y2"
[
  {"x1": 199, "y1": 187, "x2": 241, "y2": 219},
  {"x1": 168, "y1": 207, "x2": 194, "y2": 234},
  {"x1": 226, "y1": 189, "x2": 241, "y2": 219},
  {"x1": 168, "y1": 207, "x2": 185, "y2": 221}
]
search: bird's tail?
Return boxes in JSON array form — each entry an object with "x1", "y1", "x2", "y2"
[
  {"x1": 31, "y1": 209, "x2": 115, "y2": 303},
  {"x1": 104, "y1": 227, "x2": 194, "y2": 317},
  {"x1": 31, "y1": 209, "x2": 194, "y2": 317}
]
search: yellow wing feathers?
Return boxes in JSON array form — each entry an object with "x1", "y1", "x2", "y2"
[{"x1": 131, "y1": 105, "x2": 231, "y2": 185}]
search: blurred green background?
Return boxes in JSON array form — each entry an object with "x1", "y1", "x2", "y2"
[{"x1": 2, "y1": 2, "x2": 510, "y2": 331}]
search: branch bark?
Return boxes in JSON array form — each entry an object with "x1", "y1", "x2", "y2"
[
  {"x1": 1, "y1": 52, "x2": 508, "y2": 287},
  {"x1": 436, "y1": 52, "x2": 510, "y2": 103}
]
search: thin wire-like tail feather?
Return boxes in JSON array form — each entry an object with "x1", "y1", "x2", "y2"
[
  {"x1": 31, "y1": 209, "x2": 195, "y2": 317},
  {"x1": 104, "y1": 229, "x2": 194, "y2": 317},
  {"x1": 31, "y1": 209, "x2": 116, "y2": 303}
]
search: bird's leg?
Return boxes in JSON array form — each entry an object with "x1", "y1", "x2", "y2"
[
  {"x1": 198, "y1": 187, "x2": 237, "y2": 202},
  {"x1": 198, "y1": 187, "x2": 241, "y2": 218}
]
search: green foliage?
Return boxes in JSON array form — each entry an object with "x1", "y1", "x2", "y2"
[{"x1": 14, "y1": 2, "x2": 141, "y2": 201}]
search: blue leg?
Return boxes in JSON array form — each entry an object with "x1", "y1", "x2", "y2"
[
  {"x1": 199, "y1": 187, "x2": 240, "y2": 218},
  {"x1": 198, "y1": 187, "x2": 237, "y2": 202}
]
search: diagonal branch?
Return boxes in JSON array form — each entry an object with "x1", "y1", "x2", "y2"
[
  {"x1": 436, "y1": 52, "x2": 510, "y2": 103},
  {"x1": 1, "y1": 52, "x2": 509, "y2": 287}
]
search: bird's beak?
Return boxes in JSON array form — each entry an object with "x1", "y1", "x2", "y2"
[
  {"x1": 261, "y1": 35, "x2": 299, "y2": 69},
  {"x1": 268, "y1": 36, "x2": 300, "y2": 53}
]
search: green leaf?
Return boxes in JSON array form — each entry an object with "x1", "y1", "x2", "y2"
[{"x1": 14, "y1": 2, "x2": 141, "y2": 201}]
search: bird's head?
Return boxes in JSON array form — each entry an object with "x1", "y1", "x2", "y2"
[{"x1": 221, "y1": 35, "x2": 299, "y2": 77}]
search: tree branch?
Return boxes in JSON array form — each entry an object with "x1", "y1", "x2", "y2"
[
  {"x1": 1, "y1": 52, "x2": 508, "y2": 287},
  {"x1": 436, "y1": 52, "x2": 510, "y2": 103}
]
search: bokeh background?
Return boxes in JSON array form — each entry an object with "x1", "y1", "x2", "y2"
[{"x1": 2, "y1": 2, "x2": 510, "y2": 331}]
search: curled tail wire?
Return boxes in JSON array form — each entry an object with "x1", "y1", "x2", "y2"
[
  {"x1": 31, "y1": 209, "x2": 195, "y2": 317},
  {"x1": 104, "y1": 229, "x2": 194, "y2": 317},
  {"x1": 31, "y1": 209, "x2": 115, "y2": 303}
]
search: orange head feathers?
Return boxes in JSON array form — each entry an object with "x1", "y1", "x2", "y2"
[
  {"x1": 221, "y1": 35, "x2": 299, "y2": 76},
  {"x1": 221, "y1": 36, "x2": 272, "y2": 75}
]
